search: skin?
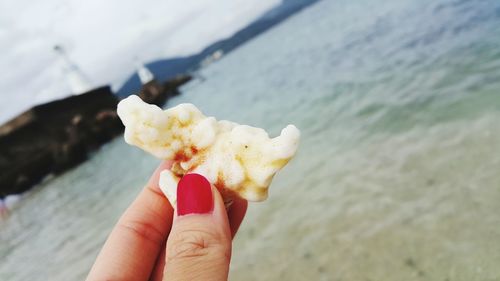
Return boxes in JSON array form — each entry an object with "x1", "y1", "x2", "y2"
[{"x1": 87, "y1": 161, "x2": 248, "y2": 281}]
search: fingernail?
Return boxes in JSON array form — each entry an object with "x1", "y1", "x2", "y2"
[{"x1": 177, "y1": 173, "x2": 213, "y2": 216}]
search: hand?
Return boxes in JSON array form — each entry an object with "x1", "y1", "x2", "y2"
[{"x1": 86, "y1": 161, "x2": 248, "y2": 281}]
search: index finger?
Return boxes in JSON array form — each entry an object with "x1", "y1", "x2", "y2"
[{"x1": 87, "y1": 161, "x2": 174, "y2": 281}]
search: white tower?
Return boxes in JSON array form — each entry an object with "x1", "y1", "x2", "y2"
[
  {"x1": 54, "y1": 45, "x2": 93, "y2": 94},
  {"x1": 135, "y1": 60, "x2": 154, "y2": 84}
]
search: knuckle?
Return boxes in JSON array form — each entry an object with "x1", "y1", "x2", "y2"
[
  {"x1": 168, "y1": 227, "x2": 229, "y2": 262},
  {"x1": 117, "y1": 219, "x2": 164, "y2": 246}
]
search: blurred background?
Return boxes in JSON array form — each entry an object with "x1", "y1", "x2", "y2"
[{"x1": 1, "y1": 0, "x2": 500, "y2": 280}]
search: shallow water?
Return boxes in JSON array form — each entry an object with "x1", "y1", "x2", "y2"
[{"x1": 2, "y1": 0, "x2": 500, "y2": 280}]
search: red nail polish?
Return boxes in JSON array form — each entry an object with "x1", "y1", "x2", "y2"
[{"x1": 177, "y1": 173, "x2": 213, "y2": 216}]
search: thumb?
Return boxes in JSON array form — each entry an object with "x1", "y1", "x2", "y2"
[{"x1": 163, "y1": 174, "x2": 232, "y2": 281}]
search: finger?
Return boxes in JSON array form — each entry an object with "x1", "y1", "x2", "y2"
[
  {"x1": 163, "y1": 173, "x2": 232, "y2": 281},
  {"x1": 227, "y1": 196, "x2": 248, "y2": 238},
  {"x1": 150, "y1": 242, "x2": 167, "y2": 281},
  {"x1": 87, "y1": 161, "x2": 174, "y2": 281}
]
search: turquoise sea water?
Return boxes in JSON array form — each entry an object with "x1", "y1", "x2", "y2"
[{"x1": 2, "y1": 0, "x2": 500, "y2": 280}]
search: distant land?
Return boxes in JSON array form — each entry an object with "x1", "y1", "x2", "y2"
[{"x1": 116, "y1": 0, "x2": 320, "y2": 98}]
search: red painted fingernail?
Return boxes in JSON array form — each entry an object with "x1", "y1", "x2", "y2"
[{"x1": 177, "y1": 173, "x2": 213, "y2": 216}]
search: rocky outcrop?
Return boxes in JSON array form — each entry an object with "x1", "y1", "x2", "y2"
[
  {"x1": 0, "y1": 86, "x2": 122, "y2": 197},
  {"x1": 0, "y1": 75, "x2": 192, "y2": 199},
  {"x1": 138, "y1": 75, "x2": 192, "y2": 106}
]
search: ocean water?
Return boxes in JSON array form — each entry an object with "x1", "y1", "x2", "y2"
[{"x1": 2, "y1": 0, "x2": 500, "y2": 280}]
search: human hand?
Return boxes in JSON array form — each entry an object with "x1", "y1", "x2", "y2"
[{"x1": 86, "y1": 161, "x2": 248, "y2": 281}]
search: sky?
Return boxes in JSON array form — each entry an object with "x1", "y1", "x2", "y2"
[{"x1": 0, "y1": 0, "x2": 281, "y2": 123}]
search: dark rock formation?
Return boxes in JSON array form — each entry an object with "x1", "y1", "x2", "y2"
[
  {"x1": 0, "y1": 86, "x2": 122, "y2": 198},
  {"x1": 137, "y1": 75, "x2": 192, "y2": 106},
  {"x1": 0, "y1": 75, "x2": 192, "y2": 199}
]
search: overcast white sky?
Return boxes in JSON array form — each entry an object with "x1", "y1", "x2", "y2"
[{"x1": 0, "y1": 0, "x2": 280, "y2": 123}]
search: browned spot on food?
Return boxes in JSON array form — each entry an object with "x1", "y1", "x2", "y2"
[
  {"x1": 214, "y1": 171, "x2": 226, "y2": 190},
  {"x1": 173, "y1": 152, "x2": 188, "y2": 162},
  {"x1": 190, "y1": 146, "x2": 198, "y2": 154},
  {"x1": 186, "y1": 146, "x2": 207, "y2": 171},
  {"x1": 213, "y1": 174, "x2": 236, "y2": 208},
  {"x1": 174, "y1": 149, "x2": 191, "y2": 162},
  {"x1": 171, "y1": 163, "x2": 185, "y2": 177},
  {"x1": 213, "y1": 170, "x2": 251, "y2": 203},
  {"x1": 270, "y1": 158, "x2": 290, "y2": 168}
]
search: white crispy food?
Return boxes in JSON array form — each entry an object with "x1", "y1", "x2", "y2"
[{"x1": 117, "y1": 95, "x2": 300, "y2": 206}]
